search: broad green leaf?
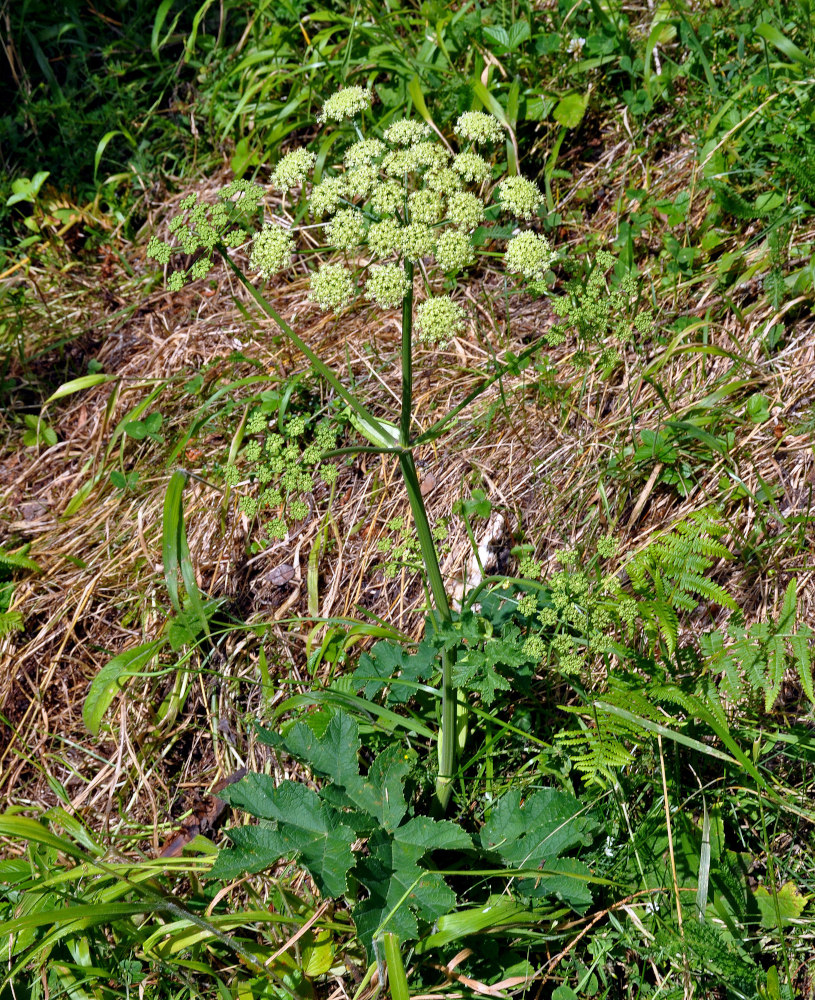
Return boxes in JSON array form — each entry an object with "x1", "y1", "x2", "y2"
[
  {"x1": 482, "y1": 25, "x2": 510, "y2": 50},
  {"x1": 83, "y1": 640, "x2": 165, "y2": 735},
  {"x1": 507, "y1": 20, "x2": 531, "y2": 51},
  {"x1": 352, "y1": 638, "x2": 438, "y2": 704},
  {"x1": 212, "y1": 779, "x2": 355, "y2": 897},
  {"x1": 753, "y1": 881, "x2": 810, "y2": 928},
  {"x1": 481, "y1": 788, "x2": 596, "y2": 909},
  {"x1": 282, "y1": 713, "x2": 411, "y2": 831},
  {"x1": 553, "y1": 93, "x2": 588, "y2": 129},
  {"x1": 301, "y1": 929, "x2": 335, "y2": 978},
  {"x1": 353, "y1": 819, "x2": 467, "y2": 961}
]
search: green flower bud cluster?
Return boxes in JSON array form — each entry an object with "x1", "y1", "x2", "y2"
[
  {"x1": 145, "y1": 182, "x2": 257, "y2": 289},
  {"x1": 506, "y1": 535, "x2": 646, "y2": 683},
  {"x1": 452, "y1": 152, "x2": 491, "y2": 184},
  {"x1": 540, "y1": 252, "x2": 655, "y2": 365},
  {"x1": 384, "y1": 119, "x2": 432, "y2": 146},
  {"x1": 497, "y1": 176, "x2": 544, "y2": 220},
  {"x1": 226, "y1": 406, "x2": 344, "y2": 541},
  {"x1": 377, "y1": 514, "x2": 450, "y2": 581},
  {"x1": 434, "y1": 230, "x2": 475, "y2": 273},
  {"x1": 378, "y1": 515, "x2": 422, "y2": 580}
]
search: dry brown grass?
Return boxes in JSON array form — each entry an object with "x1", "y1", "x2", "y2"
[{"x1": 1, "y1": 117, "x2": 813, "y2": 861}]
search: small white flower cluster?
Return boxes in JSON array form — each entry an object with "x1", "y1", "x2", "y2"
[
  {"x1": 365, "y1": 263, "x2": 410, "y2": 308},
  {"x1": 415, "y1": 296, "x2": 466, "y2": 346},
  {"x1": 309, "y1": 262, "x2": 355, "y2": 309},
  {"x1": 384, "y1": 119, "x2": 432, "y2": 146},
  {"x1": 250, "y1": 224, "x2": 294, "y2": 278},
  {"x1": 454, "y1": 111, "x2": 505, "y2": 145},
  {"x1": 272, "y1": 148, "x2": 316, "y2": 190},
  {"x1": 316, "y1": 86, "x2": 372, "y2": 124},
  {"x1": 325, "y1": 208, "x2": 366, "y2": 250},
  {"x1": 155, "y1": 85, "x2": 554, "y2": 352},
  {"x1": 498, "y1": 176, "x2": 544, "y2": 220},
  {"x1": 505, "y1": 232, "x2": 554, "y2": 280}
]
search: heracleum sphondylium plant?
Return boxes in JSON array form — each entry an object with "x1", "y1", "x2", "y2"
[{"x1": 147, "y1": 85, "x2": 555, "y2": 808}]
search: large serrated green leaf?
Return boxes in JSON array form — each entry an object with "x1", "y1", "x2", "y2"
[
  {"x1": 281, "y1": 712, "x2": 412, "y2": 831},
  {"x1": 481, "y1": 788, "x2": 596, "y2": 910},
  {"x1": 353, "y1": 820, "x2": 466, "y2": 961},
  {"x1": 212, "y1": 779, "x2": 354, "y2": 897}
]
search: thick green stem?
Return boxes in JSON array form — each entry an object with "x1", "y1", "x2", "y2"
[
  {"x1": 399, "y1": 451, "x2": 456, "y2": 811},
  {"x1": 398, "y1": 267, "x2": 456, "y2": 810},
  {"x1": 229, "y1": 248, "x2": 458, "y2": 809},
  {"x1": 400, "y1": 261, "x2": 414, "y2": 448}
]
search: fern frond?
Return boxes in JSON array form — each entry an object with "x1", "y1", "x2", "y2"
[
  {"x1": 676, "y1": 573, "x2": 740, "y2": 612},
  {"x1": 627, "y1": 508, "x2": 735, "y2": 625},
  {"x1": 709, "y1": 181, "x2": 769, "y2": 219},
  {"x1": 704, "y1": 579, "x2": 813, "y2": 711},
  {"x1": 0, "y1": 545, "x2": 40, "y2": 573},
  {"x1": 0, "y1": 611, "x2": 23, "y2": 636},
  {"x1": 780, "y1": 153, "x2": 815, "y2": 202},
  {"x1": 640, "y1": 598, "x2": 679, "y2": 655},
  {"x1": 556, "y1": 684, "x2": 664, "y2": 784}
]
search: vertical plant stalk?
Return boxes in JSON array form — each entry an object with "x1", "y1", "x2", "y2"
[
  {"x1": 398, "y1": 261, "x2": 456, "y2": 811},
  {"x1": 226, "y1": 249, "x2": 458, "y2": 810}
]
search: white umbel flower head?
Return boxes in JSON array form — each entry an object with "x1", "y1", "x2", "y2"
[
  {"x1": 367, "y1": 218, "x2": 403, "y2": 258},
  {"x1": 415, "y1": 296, "x2": 466, "y2": 347},
  {"x1": 447, "y1": 191, "x2": 485, "y2": 231},
  {"x1": 505, "y1": 231, "x2": 554, "y2": 279},
  {"x1": 407, "y1": 141, "x2": 449, "y2": 172},
  {"x1": 408, "y1": 189, "x2": 443, "y2": 224},
  {"x1": 371, "y1": 179, "x2": 404, "y2": 216},
  {"x1": 399, "y1": 222, "x2": 435, "y2": 262},
  {"x1": 454, "y1": 111, "x2": 505, "y2": 145},
  {"x1": 344, "y1": 138, "x2": 386, "y2": 169},
  {"x1": 452, "y1": 151, "x2": 491, "y2": 184},
  {"x1": 271, "y1": 148, "x2": 315, "y2": 189},
  {"x1": 365, "y1": 263, "x2": 410, "y2": 308},
  {"x1": 345, "y1": 164, "x2": 379, "y2": 200},
  {"x1": 317, "y1": 86, "x2": 372, "y2": 124},
  {"x1": 309, "y1": 263, "x2": 355, "y2": 310},
  {"x1": 325, "y1": 208, "x2": 366, "y2": 249},
  {"x1": 497, "y1": 175, "x2": 543, "y2": 220},
  {"x1": 426, "y1": 167, "x2": 463, "y2": 195},
  {"x1": 384, "y1": 119, "x2": 431, "y2": 146},
  {"x1": 310, "y1": 176, "x2": 346, "y2": 217},
  {"x1": 250, "y1": 224, "x2": 295, "y2": 277},
  {"x1": 434, "y1": 229, "x2": 475, "y2": 273}
]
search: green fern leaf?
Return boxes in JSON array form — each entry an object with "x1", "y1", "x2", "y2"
[
  {"x1": 0, "y1": 611, "x2": 23, "y2": 636},
  {"x1": 0, "y1": 546, "x2": 40, "y2": 573}
]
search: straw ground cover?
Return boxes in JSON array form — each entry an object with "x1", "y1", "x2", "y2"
[{"x1": 2, "y1": 3, "x2": 815, "y2": 997}]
